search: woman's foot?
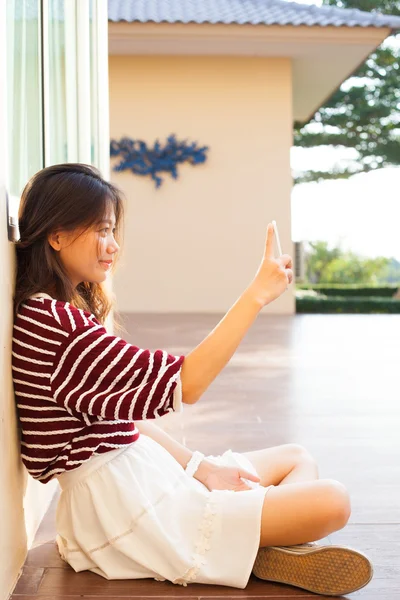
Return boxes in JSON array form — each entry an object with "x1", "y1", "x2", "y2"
[{"x1": 252, "y1": 542, "x2": 373, "y2": 596}]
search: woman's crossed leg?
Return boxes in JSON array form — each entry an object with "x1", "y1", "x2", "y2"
[
  {"x1": 242, "y1": 444, "x2": 371, "y2": 596},
  {"x1": 243, "y1": 443, "x2": 350, "y2": 546}
]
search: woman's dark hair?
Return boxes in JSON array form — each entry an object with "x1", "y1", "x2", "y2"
[{"x1": 14, "y1": 163, "x2": 125, "y2": 325}]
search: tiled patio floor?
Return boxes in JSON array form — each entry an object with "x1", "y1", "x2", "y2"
[{"x1": 11, "y1": 313, "x2": 400, "y2": 599}]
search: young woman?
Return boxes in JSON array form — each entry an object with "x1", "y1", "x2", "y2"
[{"x1": 12, "y1": 163, "x2": 373, "y2": 596}]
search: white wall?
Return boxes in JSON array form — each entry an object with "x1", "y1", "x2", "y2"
[
  {"x1": 0, "y1": 191, "x2": 57, "y2": 600},
  {"x1": 0, "y1": 7, "x2": 26, "y2": 596},
  {"x1": 0, "y1": 211, "x2": 27, "y2": 599},
  {"x1": 0, "y1": 5, "x2": 57, "y2": 597},
  {"x1": 109, "y1": 55, "x2": 295, "y2": 314}
]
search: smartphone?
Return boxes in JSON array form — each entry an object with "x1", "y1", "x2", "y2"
[{"x1": 272, "y1": 220, "x2": 283, "y2": 256}]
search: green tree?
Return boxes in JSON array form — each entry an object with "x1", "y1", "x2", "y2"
[
  {"x1": 305, "y1": 241, "x2": 390, "y2": 283},
  {"x1": 376, "y1": 257, "x2": 400, "y2": 283},
  {"x1": 321, "y1": 255, "x2": 389, "y2": 283},
  {"x1": 294, "y1": 0, "x2": 400, "y2": 184},
  {"x1": 305, "y1": 241, "x2": 342, "y2": 282}
]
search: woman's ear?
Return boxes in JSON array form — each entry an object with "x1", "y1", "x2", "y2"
[{"x1": 47, "y1": 231, "x2": 62, "y2": 251}]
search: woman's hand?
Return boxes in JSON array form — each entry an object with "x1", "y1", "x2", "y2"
[
  {"x1": 194, "y1": 460, "x2": 261, "y2": 492},
  {"x1": 248, "y1": 223, "x2": 293, "y2": 307}
]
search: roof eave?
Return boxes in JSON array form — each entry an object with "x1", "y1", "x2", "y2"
[{"x1": 108, "y1": 22, "x2": 393, "y2": 122}]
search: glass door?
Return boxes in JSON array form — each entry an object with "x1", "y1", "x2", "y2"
[
  {"x1": 6, "y1": 0, "x2": 43, "y2": 199},
  {"x1": 44, "y1": 0, "x2": 110, "y2": 174}
]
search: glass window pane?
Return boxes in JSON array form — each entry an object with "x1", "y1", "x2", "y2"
[
  {"x1": 90, "y1": 0, "x2": 99, "y2": 167},
  {"x1": 45, "y1": 0, "x2": 105, "y2": 169},
  {"x1": 47, "y1": 0, "x2": 82, "y2": 164},
  {"x1": 48, "y1": 0, "x2": 68, "y2": 164},
  {"x1": 6, "y1": 0, "x2": 43, "y2": 197}
]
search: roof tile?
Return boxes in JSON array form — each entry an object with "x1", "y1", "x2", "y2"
[{"x1": 108, "y1": 0, "x2": 400, "y2": 30}]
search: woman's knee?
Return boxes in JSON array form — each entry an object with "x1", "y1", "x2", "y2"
[
  {"x1": 285, "y1": 443, "x2": 318, "y2": 470},
  {"x1": 319, "y1": 479, "x2": 351, "y2": 531},
  {"x1": 258, "y1": 478, "x2": 351, "y2": 547}
]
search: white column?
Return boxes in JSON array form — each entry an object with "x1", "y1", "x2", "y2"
[
  {"x1": 96, "y1": 0, "x2": 111, "y2": 180},
  {"x1": 41, "y1": 0, "x2": 51, "y2": 166},
  {"x1": 76, "y1": 0, "x2": 92, "y2": 163},
  {"x1": 64, "y1": 0, "x2": 78, "y2": 162},
  {"x1": 1, "y1": 4, "x2": 9, "y2": 195}
]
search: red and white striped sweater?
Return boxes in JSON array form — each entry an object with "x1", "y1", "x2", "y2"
[{"x1": 12, "y1": 294, "x2": 185, "y2": 483}]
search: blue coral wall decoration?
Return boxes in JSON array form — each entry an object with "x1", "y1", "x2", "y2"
[{"x1": 110, "y1": 134, "x2": 209, "y2": 188}]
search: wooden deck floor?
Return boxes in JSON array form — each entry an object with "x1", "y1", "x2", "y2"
[{"x1": 11, "y1": 313, "x2": 400, "y2": 599}]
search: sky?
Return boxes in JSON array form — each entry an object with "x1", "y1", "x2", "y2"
[
  {"x1": 291, "y1": 158, "x2": 400, "y2": 260},
  {"x1": 285, "y1": 0, "x2": 400, "y2": 261}
]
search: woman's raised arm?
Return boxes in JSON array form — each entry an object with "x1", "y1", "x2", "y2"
[{"x1": 180, "y1": 223, "x2": 293, "y2": 405}]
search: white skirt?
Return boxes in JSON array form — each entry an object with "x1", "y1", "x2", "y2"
[{"x1": 55, "y1": 434, "x2": 272, "y2": 589}]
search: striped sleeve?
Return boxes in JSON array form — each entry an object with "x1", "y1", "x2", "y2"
[{"x1": 49, "y1": 310, "x2": 185, "y2": 421}]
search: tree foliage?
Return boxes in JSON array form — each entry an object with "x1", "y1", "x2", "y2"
[
  {"x1": 305, "y1": 241, "x2": 392, "y2": 283},
  {"x1": 294, "y1": 0, "x2": 400, "y2": 184}
]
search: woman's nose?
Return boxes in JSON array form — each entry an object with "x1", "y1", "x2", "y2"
[{"x1": 108, "y1": 240, "x2": 120, "y2": 254}]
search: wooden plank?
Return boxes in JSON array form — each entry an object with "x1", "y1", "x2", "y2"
[
  {"x1": 11, "y1": 567, "x2": 45, "y2": 595},
  {"x1": 36, "y1": 569, "x2": 313, "y2": 596},
  {"x1": 24, "y1": 543, "x2": 69, "y2": 570}
]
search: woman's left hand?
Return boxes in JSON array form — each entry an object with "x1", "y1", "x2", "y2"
[{"x1": 194, "y1": 460, "x2": 261, "y2": 492}]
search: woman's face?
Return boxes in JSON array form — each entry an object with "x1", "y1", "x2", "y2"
[{"x1": 48, "y1": 207, "x2": 120, "y2": 288}]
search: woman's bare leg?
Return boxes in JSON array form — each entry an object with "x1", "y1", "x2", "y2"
[
  {"x1": 243, "y1": 443, "x2": 319, "y2": 486},
  {"x1": 253, "y1": 480, "x2": 371, "y2": 596},
  {"x1": 258, "y1": 478, "x2": 350, "y2": 547},
  {"x1": 242, "y1": 445, "x2": 349, "y2": 546},
  {"x1": 244, "y1": 445, "x2": 372, "y2": 595}
]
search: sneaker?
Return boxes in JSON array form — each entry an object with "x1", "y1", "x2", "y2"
[{"x1": 252, "y1": 542, "x2": 373, "y2": 596}]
